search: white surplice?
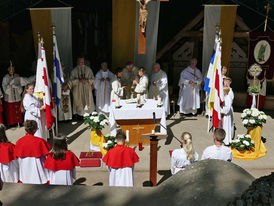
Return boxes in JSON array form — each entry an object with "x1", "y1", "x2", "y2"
[
  {"x1": 0, "y1": 160, "x2": 19, "y2": 183},
  {"x1": 148, "y1": 70, "x2": 170, "y2": 116},
  {"x1": 23, "y1": 94, "x2": 47, "y2": 139},
  {"x1": 18, "y1": 156, "x2": 49, "y2": 184},
  {"x1": 201, "y1": 145, "x2": 232, "y2": 161},
  {"x1": 2, "y1": 74, "x2": 22, "y2": 103},
  {"x1": 170, "y1": 148, "x2": 199, "y2": 175},
  {"x1": 135, "y1": 75, "x2": 149, "y2": 98},
  {"x1": 48, "y1": 169, "x2": 76, "y2": 185},
  {"x1": 178, "y1": 66, "x2": 202, "y2": 114},
  {"x1": 108, "y1": 167, "x2": 134, "y2": 187},
  {"x1": 221, "y1": 94, "x2": 234, "y2": 145},
  {"x1": 110, "y1": 76, "x2": 123, "y2": 103},
  {"x1": 94, "y1": 69, "x2": 115, "y2": 115}
]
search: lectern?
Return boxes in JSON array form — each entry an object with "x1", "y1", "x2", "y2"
[{"x1": 141, "y1": 133, "x2": 168, "y2": 186}]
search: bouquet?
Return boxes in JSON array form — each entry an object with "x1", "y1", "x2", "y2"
[
  {"x1": 83, "y1": 112, "x2": 109, "y2": 130},
  {"x1": 230, "y1": 134, "x2": 255, "y2": 151},
  {"x1": 241, "y1": 108, "x2": 267, "y2": 129},
  {"x1": 102, "y1": 134, "x2": 116, "y2": 151}
]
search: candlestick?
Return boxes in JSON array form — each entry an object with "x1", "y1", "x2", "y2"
[{"x1": 126, "y1": 130, "x2": 130, "y2": 142}]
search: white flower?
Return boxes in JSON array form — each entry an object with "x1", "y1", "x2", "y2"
[
  {"x1": 240, "y1": 145, "x2": 245, "y2": 148},
  {"x1": 243, "y1": 109, "x2": 248, "y2": 113},
  {"x1": 107, "y1": 140, "x2": 112, "y2": 144},
  {"x1": 233, "y1": 139, "x2": 240, "y2": 143},
  {"x1": 245, "y1": 134, "x2": 251, "y2": 139},
  {"x1": 100, "y1": 121, "x2": 105, "y2": 126},
  {"x1": 93, "y1": 117, "x2": 99, "y2": 123},
  {"x1": 243, "y1": 140, "x2": 250, "y2": 146},
  {"x1": 83, "y1": 113, "x2": 89, "y2": 117},
  {"x1": 242, "y1": 119, "x2": 248, "y2": 125},
  {"x1": 246, "y1": 110, "x2": 252, "y2": 115},
  {"x1": 237, "y1": 134, "x2": 244, "y2": 139},
  {"x1": 102, "y1": 143, "x2": 108, "y2": 148},
  {"x1": 251, "y1": 111, "x2": 260, "y2": 117},
  {"x1": 249, "y1": 119, "x2": 255, "y2": 124},
  {"x1": 241, "y1": 113, "x2": 247, "y2": 118},
  {"x1": 90, "y1": 116, "x2": 94, "y2": 120},
  {"x1": 258, "y1": 115, "x2": 263, "y2": 120},
  {"x1": 251, "y1": 140, "x2": 255, "y2": 144},
  {"x1": 263, "y1": 115, "x2": 267, "y2": 120},
  {"x1": 102, "y1": 119, "x2": 109, "y2": 124},
  {"x1": 92, "y1": 112, "x2": 98, "y2": 116}
]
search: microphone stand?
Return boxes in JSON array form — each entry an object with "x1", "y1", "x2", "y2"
[{"x1": 153, "y1": 112, "x2": 182, "y2": 147}]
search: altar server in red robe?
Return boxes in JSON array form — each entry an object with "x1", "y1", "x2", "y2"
[
  {"x1": 0, "y1": 124, "x2": 19, "y2": 183},
  {"x1": 103, "y1": 131, "x2": 139, "y2": 187},
  {"x1": 15, "y1": 120, "x2": 51, "y2": 184},
  {"x1": 44, "y1": 136, "x2": 79, "y2": 185}
]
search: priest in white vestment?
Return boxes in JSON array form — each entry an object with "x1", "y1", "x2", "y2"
[
  {"x1": 121, "y1": 61, "x2": 139, "y2": 99},
  {"x1": 148, "y1": 63, "x2": 170, "y2": 116},
  {"x1": 68, "y1": 57, "x2": 95, "y2": 116},
  {"x1": 2, "y1": 65, "x2": 23, "y2": 126},
  {"x1": 133, "y1": 67, "x2": 149, "y2": 98},
  {"x1": 111, "y1": 68, "x2": 125, "y2": 103},
  {"x1": 102, "y1": 131, "x2": 139, "y2": 187},
  {"x1": 201, "y1": 128, "x2": 232, "y2": 161},
  {"x1": 221, "y1": 87, "x2": 234, "y2": 145},
  {"x1": 94, "y1": 62, "x2": 115, "y2": 115},
  {"x1": 178, "y1": 58, "x2": 202, "y2": 115}
]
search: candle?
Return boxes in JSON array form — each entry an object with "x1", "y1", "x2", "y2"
[
  {"x1": 152, "y1": 129, "x2": 155, "y2": 134},
  {"x1": 157, "y1": 97, "x2": 162, "y2": 105},
  {"x1": 126, "y1": 130, "x2": 130, "y2": 142},
  {"x1": 139, "y1": 142, "x2": 143, "y2": 151}
]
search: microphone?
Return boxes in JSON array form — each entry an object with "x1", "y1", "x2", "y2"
[{"x1": 153, "y1": 112, "x2": 156, "y2": 124}]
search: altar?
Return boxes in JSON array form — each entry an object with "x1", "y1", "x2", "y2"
[{"x1": 109, "y1": 99, "x2": 167, "y2": 145}]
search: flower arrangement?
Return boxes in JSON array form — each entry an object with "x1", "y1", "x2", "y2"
[
  {"x1": 84, "y1": 112, "x2": 109, "y2": 130},
  {"x1": 102, "y1": 134, "x2": 116, "y2": 151},
  {"x1": 248, "y1": 85, "x2": 260, "y2": 94},
  {"x1": 241, "y1": 108, "x2": 267, "y2": 129},
  {"x1": 230, "y1": 134, "x2": 255, "y2": 151}
]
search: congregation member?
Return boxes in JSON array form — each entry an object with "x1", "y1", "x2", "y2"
[
  {"x1": 201, "y1": 128, "x2": 232, "y2": 161},
  {"x1": 0, "y1": 124, "x2": 19, "y2": 183},
  {"x1": 170, "y1": 132, "x2": 198, "y2": 175},
  {"x1": 177, "y1": 58, "x2": 202, "y2": 116},
  {"x1": 58, "y1": 62, "x2": 72, "y2": 121},
  {"x1": 94, "y1": 61, "x2": 114, "y2": 115},
  {"x1": 44, "y1": 136, "x2": 79, "y2": 185},
  {"x1": 220, "y1": 87, "x2": 234, "y2": 145},
  {"x1": 121, "y1": 61, "x2": 139, "y2": 99},
  {"x1": 111, "y1": 68, "x2": 126, "y2": 103},
  {"x1": 133, "y1": 67, "x2": 149, "y2": 98},
  {"x1": 2, "y1": 63, "x2": 23, "y2": 126},
  {"x1": 68, "y1": 57, "x2": 95, "y2": 117},
  {"x1": 15, "y1": 120, "x2": 51, "y2": 184},
  {"x1": 148, "y1": 63, "x2": 170, "y2": 116},
  {"x1": 23, "y1": 84, "x2": 47, "y2": 139},
  {"x1": 102, "y1": 131, "x2": 139, "y2": 187}
]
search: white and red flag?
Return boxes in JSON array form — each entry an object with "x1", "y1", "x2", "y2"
[{"x1": 34, "y1": 42, "x2": 56, "y2": 129}]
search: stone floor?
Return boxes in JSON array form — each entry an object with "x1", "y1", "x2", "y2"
[{"x1": 4, "y1": 108, "x2": 274, "y2": 187}]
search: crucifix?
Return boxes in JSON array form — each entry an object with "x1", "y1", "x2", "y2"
[
  {"x1": 133, "y1": 124, "x2": 145, "y2": 134},
  {"x1": 264, "y1": 3, "x2": 272, "y2": 32},
  {"x1": 137, "y1": 0, "x2": 169, "y2": 54}
]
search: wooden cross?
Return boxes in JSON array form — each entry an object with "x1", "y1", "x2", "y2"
[
  {"x1": 137, "y1": 0, "x2": 169, "y2": 54},
  {"x1": 133, "y1": 124, "x2": 145, "y2": 134}
]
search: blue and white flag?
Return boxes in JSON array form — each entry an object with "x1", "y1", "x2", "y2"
[
  {"x1": 53, "y1": 30, "x2": 64, "y2": 106},
  {"x1": 204, "y1": 31, "x2": 219, "y2": 93}
]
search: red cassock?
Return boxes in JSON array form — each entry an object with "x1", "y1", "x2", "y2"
[
  {"x1": 44, "y1": 151, "x2": 80, "y2": 171},
  {"x1": 0, "y1": 101, "x2": 3, "y2": 124},
  {"x1": 0, "y1": 142, "x2": 17, "y2": 164},
  {"x1": 4, "y1": 101, "x2": 23, "y2": 125},
  {"x1": 102, "y1": 145, "x2": 139, "y2": 168},
  {"x1": 15, "y1": 133, "x2": 51, "y2": 158}
]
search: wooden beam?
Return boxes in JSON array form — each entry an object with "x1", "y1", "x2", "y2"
[
  {"x1": 235, "y1": 15, "x2": 250, "y2": 31},
  {"x1": 156, "y1": 10, "x2": 204, "y2": 60}
]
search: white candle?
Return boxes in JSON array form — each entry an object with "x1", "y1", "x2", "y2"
[
  {"x1": 157, "y1": 97, "x2": 162, "y2": 105},
  {"x1": 152, "y1": 130, "x2": 155, "y2": 134},
  {"x1": 126, "y1": 130, "x2": 130, "y2": 142}
]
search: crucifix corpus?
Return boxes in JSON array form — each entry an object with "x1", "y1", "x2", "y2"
[{"x1": 137, "y1": 0, "x2": 169, "y2": 54}]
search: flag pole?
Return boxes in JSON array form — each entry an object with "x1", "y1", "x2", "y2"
[{"x1": 53, "y1": 25, "x2": 59, "y2": 137}]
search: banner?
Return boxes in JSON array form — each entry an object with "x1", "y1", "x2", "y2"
[
  {"x1": 247, "y1": 32, "x2": 274, "y2": 81},
  {"x1": 30, "y1": 8, "x2": 72, "y2": 73},
  {"x1": 202, "y1": 5, "x2": 237, "y2": 76}
]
